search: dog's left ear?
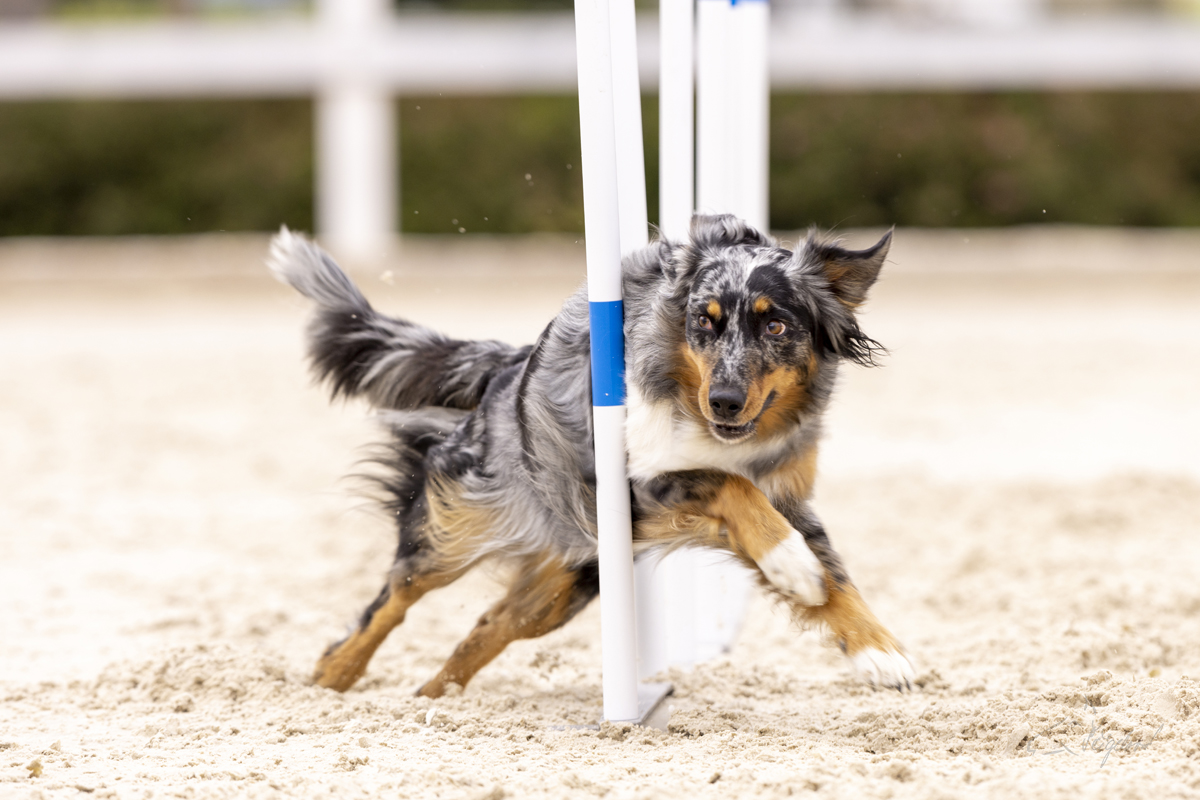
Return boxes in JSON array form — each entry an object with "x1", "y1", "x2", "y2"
[{"x1": 811, "y1": 230, "x2": 892, "y2": 308}]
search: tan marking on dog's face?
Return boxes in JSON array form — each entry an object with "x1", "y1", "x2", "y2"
[
  {"x1": 678, "y1": 341, "x2": 714, "y2": 421},
  {"x1": 705, "y1": 300, "x2": 722, "y2": 320},
  {"x1": 681, "y1": 342, "x2": 770, "y2": 429},
  {"x1": 746, "y1": 364, "x2": 805, "y2": 437},
  {"x1": 755, "y1": 353, "x2": 820, "y2": 439},
  {"x1": 682, "y1": 295, "x2": 825, "y2": 444},
  {"x1": 733, "y1": 367, "x2": 780, "y2": 426},
  {"x1": 798, "y1": 578, "x2": 902, "y2": 657}
]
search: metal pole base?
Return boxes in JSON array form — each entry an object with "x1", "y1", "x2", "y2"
[
  {"x1": 550, "y1": 681, "x2": 674, "y2": 733},
  {"x1": 626, "y1": 681, "x2": 674, "y2": 732}
]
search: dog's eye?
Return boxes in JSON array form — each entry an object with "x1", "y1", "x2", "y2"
[
  {"x1": 696, "y1": 314, "x2": 714, "y2": 331},
  {"x1": 765, "y1": 320, "x2": 787, "y2": 336}
]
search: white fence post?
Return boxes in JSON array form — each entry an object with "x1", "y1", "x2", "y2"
[{"x1": 316, "y1": 0, "x2": 395, "y2": 261}]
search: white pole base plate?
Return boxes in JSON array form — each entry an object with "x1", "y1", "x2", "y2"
[
  {"x1": 550, "y1": 681, "x2": 674, "y2": 732},
  {"x1": 622, "y1": 681, "x2": 674, "y2": 731}
]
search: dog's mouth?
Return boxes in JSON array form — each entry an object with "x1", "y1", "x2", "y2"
[
  {"x1": 706, "y1": 391, "x2": 776, "y2": 443},
  {"x1": 709, "y1": 420, "x2": 757, "y2": 442}
]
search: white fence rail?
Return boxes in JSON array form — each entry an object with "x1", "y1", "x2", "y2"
[
  {"x1": 4, "y1": 14, "x2": 1200, "y2": 99},
  {"x1": 3, "y1": 7, "x2": 1199, "y2": 254}
]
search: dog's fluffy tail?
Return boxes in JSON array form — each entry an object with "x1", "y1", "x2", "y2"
[{"x1": 268, "y1": 227, "x2": 530, "y2": 411}]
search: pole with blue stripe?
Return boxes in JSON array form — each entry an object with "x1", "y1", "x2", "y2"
[{"x1": 573, "y1": 0, "x2": 640, "y2": 723}]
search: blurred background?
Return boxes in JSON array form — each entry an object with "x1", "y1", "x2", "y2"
[{"x1": 1, "y1": 0, "x2": 1199, "y2": 240}]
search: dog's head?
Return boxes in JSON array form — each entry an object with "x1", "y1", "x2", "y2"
[{"x1": 661, "y1": 214, "x2": 890, "y2": 444}]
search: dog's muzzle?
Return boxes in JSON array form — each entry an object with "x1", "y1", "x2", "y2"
[
  {"x1": 706, "y1": 388, "x2": 776, "y2": 443},
  {"x1": 708, "y1": 385, "x2": 746, "y2": 422},
  {"x1": 709, "y1": 420, "x2": 757, "y2": 442},
  {"x1": 708, "y1": 385, "x2": 754, "y2": 442}
]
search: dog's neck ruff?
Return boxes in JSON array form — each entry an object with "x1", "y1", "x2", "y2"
[{"x1": 624, "y1": 384, "x2": 795, "y2": 484}]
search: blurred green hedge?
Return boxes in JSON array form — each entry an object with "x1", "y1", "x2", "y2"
[
  {"x1": 1, "y1": 91, "x2": 1198, "y2": 237},
  {"x1": 771, "y1": 93, "x2": 1200, "y2": 228},
  {"x1": 0, "y1": 99, "x2": 314, "y2": 235}
]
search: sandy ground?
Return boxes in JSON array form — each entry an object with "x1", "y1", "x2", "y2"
[{"x1": 1, "y1": 229, "x2": 1199, "y2": 799}]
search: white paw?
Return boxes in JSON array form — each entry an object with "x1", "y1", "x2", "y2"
[
  {"x1": 757, "y1": 530, "x2": 827, "y2": 606},
  {"x1": 852, "y1": 647, "x2": 916, "y2": 691}
]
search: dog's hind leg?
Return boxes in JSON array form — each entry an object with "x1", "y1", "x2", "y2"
[
  {"x1": 313, "y1": 559, "x2": 468, "y2": 692},
  {"x1": 415, "y1": 556, "x2": 599, "y2": 698}
]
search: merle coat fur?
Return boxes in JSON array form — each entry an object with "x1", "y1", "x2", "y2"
[{"x1": 269, "y1": 214, "x2": 914, "y2": 696}]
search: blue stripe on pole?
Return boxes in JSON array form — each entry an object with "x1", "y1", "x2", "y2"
[{"x1": 589, "y1": 300, "x2": 626, "y2": 407}]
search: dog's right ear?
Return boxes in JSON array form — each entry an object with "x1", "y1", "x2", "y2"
[
  {"x1": 809, "y1": 230, "x2": 892, "y2": 309},
  {"x1": 688, "y1": 213, "x2": 773, "y2": 251}
]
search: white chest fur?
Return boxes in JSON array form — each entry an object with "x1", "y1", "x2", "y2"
[{"x1": 624, "y1": 385, "x2": 773, "y2": 483}]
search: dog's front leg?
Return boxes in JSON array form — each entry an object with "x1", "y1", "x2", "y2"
[
  {"x1": 774, "y1": 499, "x2": 915, "y2": 691},
  {"x1": 633, "y1": 471, "x2": 827, "y2": 607}
]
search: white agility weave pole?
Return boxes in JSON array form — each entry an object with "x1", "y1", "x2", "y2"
[
  {"x1": 634, "y1": 0, "x2": 696, "y2": 682},
  {"x1": 573, "y1": 0, "x2": 639, "y2": 723},
  {"x1": 637, "y1": 0, "x2": 768, "y2": 677},
  {"x1": 576, "y1": 0, "x2": 769, "y2": 716},
  {"x1": 729, "y1": 0, "x2": 770, "y2": 230},
  {"x1": 697, "y1": 0, "x2": 769, "y2": 226},
  {"x1": 610, "y1": 0, "x2": 650, "y2": 254},
  {"x1": 657, "y1": 0, "x2": 695, "y2": 242},
  {"x1": 576, "y1": 0, "x2": 672, "y2": 726},
  {"x1": 696, "y1": 0, "x2": 732, "y2": 218}
]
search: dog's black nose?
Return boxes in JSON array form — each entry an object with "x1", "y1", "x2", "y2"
[{"x1": 708, "y1": 386, "x2": 746, "y2": 420}]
